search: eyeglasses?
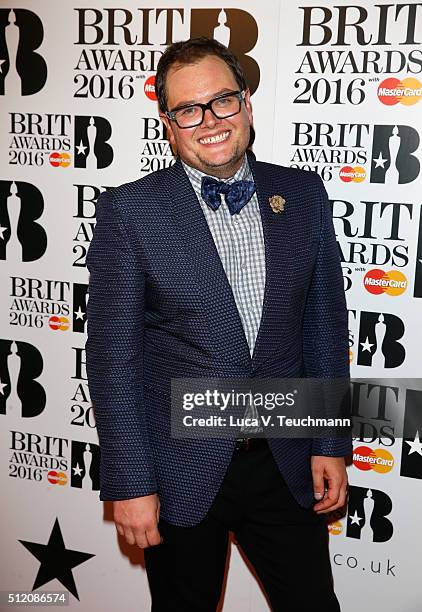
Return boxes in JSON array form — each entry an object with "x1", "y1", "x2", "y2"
[{"x1": 165, "y1": 90, "x2": 246, "y2": 129}]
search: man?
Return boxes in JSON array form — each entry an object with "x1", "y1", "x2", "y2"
[{"x1": 86, "y1": 37, "x2": 351, "y2": 612}]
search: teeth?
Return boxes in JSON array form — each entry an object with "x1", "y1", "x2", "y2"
[{"x1": 200, "y1": 131, "x2": 230, "y2": 144}]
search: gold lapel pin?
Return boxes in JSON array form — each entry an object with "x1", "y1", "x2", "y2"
[{"x1": 269, "y1": 195, "x2": 286, "y2": 213}]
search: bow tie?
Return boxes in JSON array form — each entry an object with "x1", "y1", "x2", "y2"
[{"x1": 201, "y1": 176, "x2": 256, "y2": 215}]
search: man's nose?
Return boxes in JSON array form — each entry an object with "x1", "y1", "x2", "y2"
[{"x1": 202, "y1": 108, "x2": 220, "y2": 128}]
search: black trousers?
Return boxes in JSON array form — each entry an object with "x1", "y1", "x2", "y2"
[{"x1": 144, "y1": 440, "x2": 340, "y2": 612}]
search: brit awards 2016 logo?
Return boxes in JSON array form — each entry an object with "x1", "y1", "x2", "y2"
[
  {"x1": 290, "y1": 123, "x2": 368, "y2": 182},
  {"x1": 7, "y1": 278, "x2": 88, "y2": 333},
  {"x1": 0, "y1": 181, "x2": 47, "y2": 262},
  {"x1": 351, "y1": 381, "x2": 422, "y2": 481},
  {"x1": 0, "y1": 8, "x2": 47, "y2": 96},
  {"x1": 331, "y1": 196, "x2": 412, "y2": 292},
  {"x1": 7, "y1": 114, "x2": 113, "y2": 169},
  {"x1": 295, "y1": 4, "x2": 422, "y2": 106},
  {"x1": 289, "y1": 122, "x2": 420, "y2": 186},
  {"x1": 74, "y1": 7, "x2": 259, "y2": 100},
  {"x1": 0, "y1": 339, "x2": 46, "y2": 417},
  {"x1": 9, "y1": 430, "x2": 100, "y2": 491}
]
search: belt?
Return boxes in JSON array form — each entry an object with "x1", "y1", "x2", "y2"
[{"x1": 234, "y1": 437, "x2": 268, "y2": 451}]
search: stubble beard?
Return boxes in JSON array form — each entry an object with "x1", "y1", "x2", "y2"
[{"x1": 195, "y1": 142, "x2": 246, "y2": 179}]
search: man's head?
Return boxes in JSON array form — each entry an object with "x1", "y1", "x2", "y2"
[{"x1": 156, "y1": 37, "x2": 253, "y2": 178}]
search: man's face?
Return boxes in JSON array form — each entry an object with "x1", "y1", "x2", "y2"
[{"x1": 161, "y1": 55, "x2": 253, "y2": 178}]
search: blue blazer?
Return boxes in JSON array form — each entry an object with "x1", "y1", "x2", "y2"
[{"x1": 85, "y1": 153, "x2": 352, "y2": 527}]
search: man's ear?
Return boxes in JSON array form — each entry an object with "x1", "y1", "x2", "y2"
[
  {"x1": 243, "y1": 89, "x2": 253, "y2": 125},
  {"x1": 160, "y1": 113, "x2": 176, "y2": 147}
]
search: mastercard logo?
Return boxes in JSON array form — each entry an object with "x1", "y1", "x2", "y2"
[
  {"x1": 144, "y1": 75, "x2": 156, "y2": 101},
  {"x1": 377, "y1": 77, "x2": 422, "y2": 106},
  {"x1": 353, "y1": 446, "x2": 394, "y2": 474},
  {"x1": 48, "y1": 316, "x2": 70, "y2": 331},
  {"x1": 328, "y1": 520, "x2": 343, "y2": 536},
  {"x1": 364, "y1": 269, "x2": 407, "y2": 296},
  {"x1": 47, "y1": 471, "x2": 68, "y2": 485},
  {"x1": 339, "y1": 166, "x2": 366, "y2": 183},
  {"x1": 49, "y1": 152, "x2": 71, "y2": 168}
]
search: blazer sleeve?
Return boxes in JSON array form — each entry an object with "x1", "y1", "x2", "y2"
[
  {"x1": 85, "y1": 189, "x2": 157, "y2": 500},
  {"x1": 302, "y1": 175, "x2": 353, "y2": 457}
]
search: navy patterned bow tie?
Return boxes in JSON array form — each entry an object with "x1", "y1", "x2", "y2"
[{"x1": 201, "y1": 176, "x2": 256, "y2": 215}]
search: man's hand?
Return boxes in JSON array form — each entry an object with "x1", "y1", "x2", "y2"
[
  {"x1": 113, "y1": 494, "x2": 162, "y2": 548},
  {"x1": 311, "y1": 456, "x2": 348, "y2": 514}
]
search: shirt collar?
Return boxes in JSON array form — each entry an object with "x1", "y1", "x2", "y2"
[{"x1": 181, "y1": 154, "x2": 252, "y2": 193}]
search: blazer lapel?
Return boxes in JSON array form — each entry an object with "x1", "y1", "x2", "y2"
[
  {"x1": 247, "y1": 154, "x2": 293, "y2": 370},
  {"x1": 165, "y1": 159, "x2": 252, "y2": 367}
]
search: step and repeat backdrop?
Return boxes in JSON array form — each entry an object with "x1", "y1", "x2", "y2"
[{"x1": 0, "y1": 1, "x2": 421, "y2": 611}]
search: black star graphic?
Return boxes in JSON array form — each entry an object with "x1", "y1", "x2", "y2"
[{"x1": 19, "y1": 518, "x2": 95, "y2": 600}]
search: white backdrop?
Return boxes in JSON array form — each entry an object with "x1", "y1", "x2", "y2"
[{"x1": 1, "y1": 1, "x2": 421, "y2": 611}]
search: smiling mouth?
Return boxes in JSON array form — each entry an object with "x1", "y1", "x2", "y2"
[{"x1": 199, "y1": 131, "x2": 231, "y2": 145}]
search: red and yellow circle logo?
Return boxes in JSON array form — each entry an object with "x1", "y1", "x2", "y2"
[
  {"x1": 49, "y1": 152, "x2": 71, "y2": 168},
  {"x1": 328, "y1": 520, "x2": 343, "y2": 536},
  {"x1": 48, "y1": 316, "x2": 70, "y2": 331},
  {"x1": 364, "y1": 269, "x2": 407, "y2": 296},
  {"x1": 353, "y1": 446, "x2": 394, "y2": 474},
  {"x1": 339, "y1": 166, "x2": 366, "y2": 183},
  {"x1": 144, "y1": 75, "x2": 156, "y2": 101},
  {"x1": 377, "y1": 77, "x2": 422, "y2": 106},
  {"x1": 47, "y1": 471, "x2": 68, "y2": 485}
]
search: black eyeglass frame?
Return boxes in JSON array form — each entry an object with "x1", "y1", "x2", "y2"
[{"x1": 165, "y1": 90, "x2": 246, "y2": 129}]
